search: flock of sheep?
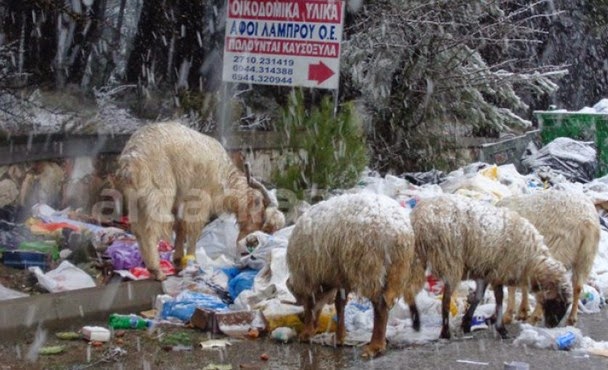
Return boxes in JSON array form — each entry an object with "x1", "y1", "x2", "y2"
[{"x1": 116, "y1": 122, "x2": 601, "y2": 358}]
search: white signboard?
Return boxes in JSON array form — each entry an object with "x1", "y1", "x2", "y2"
[{"x1": 222, "y1": 0, "x2": 345, "y2": 89}]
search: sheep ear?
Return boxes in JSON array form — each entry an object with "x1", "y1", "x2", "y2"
[{"x1": 244, "y1": 162, "x2": 275, "y2": 207}]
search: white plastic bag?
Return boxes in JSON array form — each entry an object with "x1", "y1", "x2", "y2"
[
  {"x1": 29, "y1": 260, "x2": 96, "y2": 292},
  {"x1": 196, "y1": 213, "x2": 239, "y2": 264}
]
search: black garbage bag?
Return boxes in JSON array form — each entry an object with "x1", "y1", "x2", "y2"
[
  {"x1": 521, "y1": 137, "x2": 597, "y2": 183},
  {"x1": 402, "y1": 169, "x2": 447, "y2": 185}
]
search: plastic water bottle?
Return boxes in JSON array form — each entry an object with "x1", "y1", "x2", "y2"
[
  {"x1": 108, "y1": 314, "x2": 152, "y2": 330},
  {"x1": 555, "y1": 331, "x2": 576, "y2": 350}
]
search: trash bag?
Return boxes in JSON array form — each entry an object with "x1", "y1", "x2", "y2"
[
  {"x1": 236, "y1": 230, "x2": 290, "y2": 270},
  {"x1": 106, "y1": 239, "x2": 144, "y2": 270},
  {"x1": 402, "y1": 169, "x2": 446, "y2": 186},
  {"x1": 521, "y1": 137, "x2": 597, "y2": 183},
  {"x1": 226, "y1": 268, "x2": 259, "y2": 300},
  {"x1": 196, "y1": 214, "x2": 239, "y2": 262},
  {"x1": 160, "y1": 290, "x2": 229, "y2": 322}
]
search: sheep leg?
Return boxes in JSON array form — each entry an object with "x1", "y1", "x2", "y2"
[
  {"x1": 493, "y1": 284, "x2": 509, "y2": 339},
  {"x1": 300, "y1": 289, "x2": 335, "y2": 342},
  {"x1": 406, "y1": 291, "x2": 421, "y2": 332},
  {"x1": 362, "y1": 297, "x2": 389, "y2": 358},
  {"x1": 172, "y1": 220, "x2": 186, "y2": 267},
  {"x1": 136, "y1": 227, "x2": 166, "y2": 281},
  {"x1": 567, "y1": 275, "x2": 582, "y2": 326},
  {"x1": 517, "y1": 285, "x2": 530, "y2": 322},
  {"x1": 440, "y1": 283, "x2": 453, "y2": 339},
  {"x1": 335, "y1": 289, "x2": 349, "y2": 345},
  {"x1": 299, "y1": 296, "x2": 318, "y2": 342},
  {"x1": 528, "y1": 293, "x2": 543, "y2": 324},
  {"x1": 504, "y1": 286, "x2": 517, "y2": 324},
  {"x1": 462, "y1": 279, "x2": 488, "y2": 333}
]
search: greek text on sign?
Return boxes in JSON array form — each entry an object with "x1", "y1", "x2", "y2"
[{"x1": 222, "y1": 0, "x2": 345, "y2": 89}]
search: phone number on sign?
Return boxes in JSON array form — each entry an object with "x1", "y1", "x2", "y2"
[
  {"x1": 232, "y1": 65, "x2": 293, "y2": 75},
  {"x1": 232, "y1": 56, "x2": 295, "y2": 67},
  {"x1": 231, "y1": 73, "x2": 293, "y2": 84}
]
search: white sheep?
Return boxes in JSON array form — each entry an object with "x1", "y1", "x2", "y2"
[
  {"x1": 411, "y1": 194, "x2": 572, "y2": 339},
  {"x1": 116, "y1": 122, "x2": 285, "y2": 280},
  {"x1": 286, "y1": 193, "x2": 425, "y2": 358},
  {"x1": 496, "y1": 190, "x2": 600, "y2": 326}
]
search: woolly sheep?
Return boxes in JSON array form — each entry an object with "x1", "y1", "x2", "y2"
[
  {"x1": 286, "y1": 193, "x2": 425, "y2": 358},
  {"x1": 116, "y1": 122, "x2": 285, "y2": 280},
  {"x1": 411, "y1": 194, "x2": 572, "y2": 339},
  {"x1": 496, "y1": 190, "x2": 600, "y2": 326}
]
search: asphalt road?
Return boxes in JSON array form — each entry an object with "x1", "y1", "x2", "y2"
[{"x1": 1, "y1": 308, "x2": 608, "y2": 370}]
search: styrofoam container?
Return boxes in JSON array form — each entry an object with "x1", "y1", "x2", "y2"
[{"x1": 82, "y1": 326, "x2": 111, "y2": 342}]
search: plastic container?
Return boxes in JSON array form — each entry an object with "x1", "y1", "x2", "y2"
[
  {"x1": 108, "y1": 313, "x2": 152, "y2": 330},
  {"x1": 18, "y1": 240, "x2": 60, "y2": 260},
  {"x1": 1, "y1": 250, "x2": 50, "y2": 270},
  {"x1": 82, "y1": 326, "x2": 111, "y2": 342}
]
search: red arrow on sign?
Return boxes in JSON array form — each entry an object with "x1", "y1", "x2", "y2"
[{"x1": 308, "y1": 61, "x2": 334, "y2": 84}]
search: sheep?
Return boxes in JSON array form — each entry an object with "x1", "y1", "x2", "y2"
[
  {"x1": 286, "y1": 193, "x2": 425, "y2": 358},
  {"x1": 116, "y1": 122, "x2": 285, "y2": 280},
  {"x1": 496, "y1": 190, "x2": 600, "y2": 326},
  {"x1": 410, "y1": 194, "x2": 572, "y2": 340}
]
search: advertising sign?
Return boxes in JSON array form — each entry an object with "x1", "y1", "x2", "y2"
[{"x1": 222, "y1": 0, "x2": 345, "y2": 89}]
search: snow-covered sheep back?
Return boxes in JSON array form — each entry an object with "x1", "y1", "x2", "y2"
[
  {"x1": 497, "y1": 190, "x2": 600, "y2": 326},
  {"x1": 116, "y1": 122, "x2": 285, "y2": 280},
  {"x1": 411, "y1": 194, "x2": 572, "y2": 339},
  {"x1": 286, "y1": 193, "x2": 424, "y2": 358}
]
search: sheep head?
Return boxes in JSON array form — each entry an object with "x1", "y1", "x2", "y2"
[
  {"x1": 233, "y1": 163, "x2": 285, "y2": 240},
  {"x1": 538, "y1": 281, "x2": 572, "y2": 327}
]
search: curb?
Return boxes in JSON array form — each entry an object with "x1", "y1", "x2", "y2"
[{"x1": 0, "y1": 279, "x2": 163, "y2": 343}]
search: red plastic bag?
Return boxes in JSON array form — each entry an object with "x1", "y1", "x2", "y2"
[{"x1": 129, "y1": 259, "x2": 175, "y2": 280}]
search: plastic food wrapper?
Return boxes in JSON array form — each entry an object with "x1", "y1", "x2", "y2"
[{"x1": 29, "y1": 260, "x2": 96, "y2": 292}]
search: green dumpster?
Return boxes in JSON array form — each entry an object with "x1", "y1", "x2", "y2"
[{"x1": 534, "y1": 111, "x2": 608, "y2": 177}]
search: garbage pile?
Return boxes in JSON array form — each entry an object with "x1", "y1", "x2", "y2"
[{"x1": 2, "y1": 136, "x2": 608, "y2": 354}]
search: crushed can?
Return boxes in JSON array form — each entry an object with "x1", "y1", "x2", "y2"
[{"x1": 555, "y1": 331, "x2": 576, "y2": 350}]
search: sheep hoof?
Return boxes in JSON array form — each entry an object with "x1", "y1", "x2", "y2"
[
  {"x1": 152, "y1": 270, "x2": 167, "y2": 281},
  {"x1": 528, "y1": 315, "x2": 542, "y2": 325},
  {"x1": 566, "y1": 317, "x2": 578, "y2": 327},
  {"x1": 412, "y1": 319, "x2": 421, "y2": 332},
  {"x1": 439, "y1": 328, "x2": 451, "y2": 340},
  {"x1": 361, "y1": 341, "x2": 386, "y2": 358},
  {"x1": 298, "y1": 330, "x2": 314, "y2": 342},
  {"x1": 503, "y1": 313, "x2": 513, "y2": 325},
  {"x1": 496, "y1": 326, "x2": 509, "y2": 339},
  {"x1": 516, "y1": 311, "x2": 529, "y2": 322}
]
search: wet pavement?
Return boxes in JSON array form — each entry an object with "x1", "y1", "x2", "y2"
[{"x1": 1, "y1": 307, "x2": 607, "y2": 369}]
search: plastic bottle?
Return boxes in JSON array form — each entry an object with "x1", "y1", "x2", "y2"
[
  {"x1": 555, "y1": 331, "x2": 577, "y2": 350},
  {"x1": 108, "y1": 313, "x2": 152, "y2": 330}
]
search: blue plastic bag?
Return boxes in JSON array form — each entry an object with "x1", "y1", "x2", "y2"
[
  {"x1": 161, "y1": 291, "x2": 229, "y2": 322},
  {"x1": 227, "y1": 268, "x2": 259, "y2": 300}
]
